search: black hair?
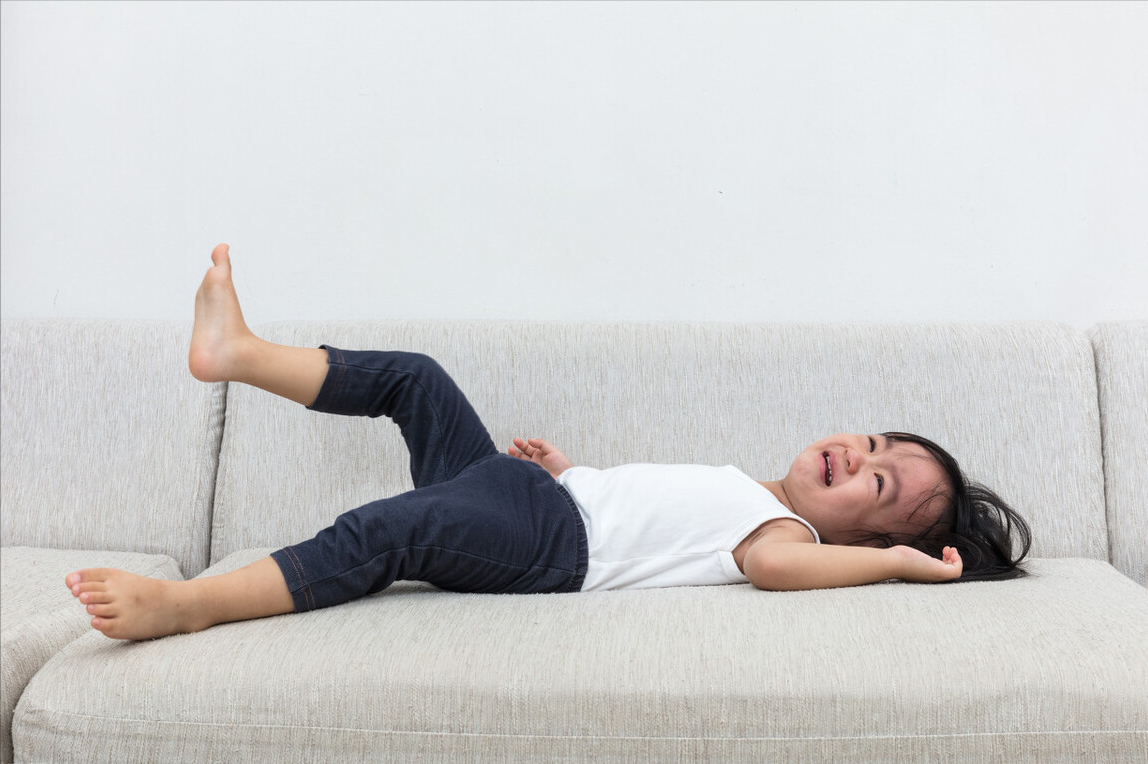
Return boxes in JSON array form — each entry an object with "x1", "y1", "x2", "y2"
[{"x1": 849, "y1": 431, "x2": 1032, "y2": 582}]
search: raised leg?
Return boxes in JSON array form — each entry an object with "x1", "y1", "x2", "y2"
[
  {"x1": 309, "y1": 348, "x2": 499, "y2": 488},
  {"x1": 65, "y1": 557, "x2": 294, "y2": 640},
  {"x1": 189, "y1": 243, "x2": 328, "y2": 407},
  {"x1": 191, "y1": 243, "x2": 498, "y2": 486}
]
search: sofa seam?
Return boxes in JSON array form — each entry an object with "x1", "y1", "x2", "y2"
[
  {"x1": 1087, "y1": 326, "x2": 1117, "y2": 571},
  {"x1": 201, "y1": 380, "x2": 229, "y2": 575},
  {"x1": 13, "y1": 708, "x2": 1147, "y2": 741}
]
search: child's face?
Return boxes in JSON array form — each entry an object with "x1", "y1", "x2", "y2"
[{"x1": 778, "y1": 434, "x2": 950, "y2": 545}]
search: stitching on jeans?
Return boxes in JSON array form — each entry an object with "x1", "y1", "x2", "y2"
[
  {"x1": 279, "y1": 548, "x2": 302, "y2": 596},
  {"x1": 326, "y1": 347, "x2": 348, "y2": 405},
  {"x1": 283, "y1": 547, "x2": 315, "y2": 611},
  {"x1": 293, "y1": 548, "x2": 315, "y2": 611},
  {"x1": 552, "y1": 483, "x2": 588, "y2": 591},
  {"x1": 278, "y1": 547, "x2": 304, "y2": 590},
  {"x1": 386, "y1": 366, "x2": 454, "y2": 483}
]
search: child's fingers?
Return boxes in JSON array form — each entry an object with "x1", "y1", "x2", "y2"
[
  {"x1": 942, "y1": 547, "x2": 964, "y2": 579},
  {"x1": 511, "y1": 438, "x2": 550, "y2": 464}
]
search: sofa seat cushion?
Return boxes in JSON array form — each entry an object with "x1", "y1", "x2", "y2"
[
  {"x1": 13, "y1": 552, "x2": 1148, "y2": 763},
  {"x1": 0, "y1": 547, "x2": 182, "y2": 764}
]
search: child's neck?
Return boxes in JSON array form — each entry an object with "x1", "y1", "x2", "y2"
[{"x1": 756, "y1": 479, "x2": 794, "y2": 513}]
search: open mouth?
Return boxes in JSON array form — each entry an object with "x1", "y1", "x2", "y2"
[{"x1": 822, "y1": 451, "x2": 833, "y2": 486}]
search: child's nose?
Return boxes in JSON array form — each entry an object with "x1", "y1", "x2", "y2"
[{"x1": 844, "y1": 448, "x2": 865, "y2": 474}]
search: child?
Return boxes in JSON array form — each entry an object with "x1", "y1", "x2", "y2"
[{"x1": 66, "y1": 244, "x2": 1031, "y2": 640}]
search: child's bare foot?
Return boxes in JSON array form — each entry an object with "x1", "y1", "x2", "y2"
[
  {"x1": 188, "y1": 243, "x2": 256, "y2": 383},
  {"x1": 65, "y1": 569, "x2": 210, "y2": 640},
  {"x1": 66, "y1": 558, "x2": 295, "y2": 641}
]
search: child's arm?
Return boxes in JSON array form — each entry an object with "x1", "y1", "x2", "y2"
[
  {"x1": 508, "y1": 437, "x2": 574, "y2": 479},
  {"x1": 742, "y1": 521, "x2": 964, "y2": 591}
]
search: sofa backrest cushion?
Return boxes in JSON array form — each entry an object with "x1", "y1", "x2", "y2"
[
  {"x1": 210, "y1": 321, "x2": 1105, "y2": 565},
  {"x1": 1, "y1": 320, "x2": 224, "y2": 577},
  {"x1": 1091, "y1": 322, "x2": 1148, "y2": 586}
]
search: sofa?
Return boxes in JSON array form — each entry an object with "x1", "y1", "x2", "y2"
[{"x1": 2, "y1": 318, "x2": 1146, "y2": 763}]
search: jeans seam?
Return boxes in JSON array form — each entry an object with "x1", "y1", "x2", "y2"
[
  {"x1": 337, "y1": 358, "x2": 496, "y2": 484},
  {"x1": 313, "y1": 349, "x2": 498, "y2": 482},
  {"x1": 283, "y1": 546, "x2": 315, "y2": 611},
  {"x1": 389, "y1": 367, "x2": 450, "y2": 483},
  {"x1": 555, "y1": 484, "x2": 589, "y2": 592},
  {"x1": 308, "y1": 345, "x2": 346, "y2": 413}
]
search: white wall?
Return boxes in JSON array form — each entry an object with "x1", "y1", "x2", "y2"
[{"x1": 2, "y1": 1, "x2": 1145, "y2": 327}]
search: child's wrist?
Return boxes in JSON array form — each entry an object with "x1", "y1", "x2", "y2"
[{"x1": 887, "y1": 546, "x2": 914, "y2": 580}]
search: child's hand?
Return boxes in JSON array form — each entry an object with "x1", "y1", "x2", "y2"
[
  {"x1": 891, "y1": 545, "x2": 964, "y2": 583},
  {"x1": 508, "y1": 437, "x2": 574, "y2": 479}
]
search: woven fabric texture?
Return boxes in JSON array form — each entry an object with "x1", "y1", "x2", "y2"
[
  {"x1": 1092, "y1": 322, "x2": 1148, "y2": 586},
  {"x1": 14, "y1": 551, "x2": 1147, "y2": 763},
  {"x1": 210, "y1": 321, "x2": 1105, "y2": 564},
  {"x1": 0, "y1": 320, "x2": 225, "y2": 577},
  {"x1": 0, "y1": 547, "x2": 181, "y2": 764}
]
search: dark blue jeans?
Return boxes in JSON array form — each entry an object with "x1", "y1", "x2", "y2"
[{"x1": 270, "y1": 347, "x2": 588, "y2": 612}]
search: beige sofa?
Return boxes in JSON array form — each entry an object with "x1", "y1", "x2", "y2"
[{"x1": 3, "y1": 319, "x2": 1146, "y2": 763}]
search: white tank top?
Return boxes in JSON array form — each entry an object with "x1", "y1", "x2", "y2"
[{"x1": 557, "y1": 463, "x2": 820, "y2": 591}]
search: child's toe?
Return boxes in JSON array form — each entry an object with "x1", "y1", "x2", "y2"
[
  {"x1": 73, "y1": 581, "x2": 108, "y2": 598},
  {"x1": 79, "y1": 590, "x2": 112, "y2": 605},
  {"x1": 70, "y1": 568, "x2": 112, "y2": 587}
]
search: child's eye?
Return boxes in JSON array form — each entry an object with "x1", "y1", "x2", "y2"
[
  {"x1": 877, "y1": 475, "x2": 884, "y2": 497},
  {"x1": 868, "y1": 436, "x2": 876, "y2": 453}
]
